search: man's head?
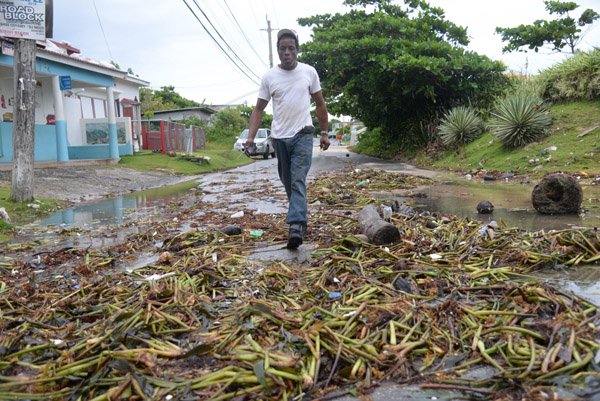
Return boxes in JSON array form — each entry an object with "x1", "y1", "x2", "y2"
[
  {"x1": 276, "y1": 29, "x2": 299, "y2": 49},
  {"x1": 277, "y1": 29, "x2": 299, "y2": 70}
]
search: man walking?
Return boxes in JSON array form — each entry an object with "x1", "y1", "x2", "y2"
[{"x1": 245, "y1": 28, "x2": 330, "y2": 249}]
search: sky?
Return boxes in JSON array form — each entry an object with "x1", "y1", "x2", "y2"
[{"x1": 52, "y1": 0, "x2": 600, "y2": 108}]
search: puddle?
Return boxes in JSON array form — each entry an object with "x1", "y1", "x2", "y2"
[
  {"x1": 412, "y1": 180, "x2": 600, "y2": 231},
  {"x1": 536, "y1": 265, "x2": 600, "y2": 306},
  {"x1": 11, "y1": 158, "x2": 599, "y2": 305},
  {"x1": 33, "y1": 179, "x2": 201, "y2": 228}
]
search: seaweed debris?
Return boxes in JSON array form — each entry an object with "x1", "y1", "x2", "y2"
[{"x1": 0, "y1": 169, "x2": 599, "y2": 400}]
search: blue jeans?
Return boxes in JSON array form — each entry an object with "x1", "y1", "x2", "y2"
[{"x1": 272, "y1": 127, "x2": 314, "y2": 225}]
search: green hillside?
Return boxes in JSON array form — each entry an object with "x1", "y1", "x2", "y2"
[{"x1": 418, "y1": 100, "x2": 600, "y2": 176}]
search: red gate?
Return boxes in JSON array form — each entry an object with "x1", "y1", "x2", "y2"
[{"x1": 141, "y1": 120, "x2": 206, "y2": 154}]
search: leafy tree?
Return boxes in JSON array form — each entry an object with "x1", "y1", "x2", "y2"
[
  {"x1": 139, "y1": 87, "x2": 201, "y2": 117},
  {"x1": 153, "y1": 86, "x2": 200, "y2": 109},
  {"x1": 139, "y1": 88, "x2": 176, "y2": 117},
  {"x1": 206, "y1": 108, "x2": 248, "y2": 144},
  {"x1": 238, "y1": 105, "x2": 273, "y2": 128},
  {"x1": 496, "y1": 1, "x2": 599, "y2": 54},
  {"x1": 299, "y1": 0, "x2": 508, "y2": 149}
]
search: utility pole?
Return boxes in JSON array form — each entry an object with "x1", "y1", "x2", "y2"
[
  {"x1": 260, "y1": 16, "x2": 276, "y2": 68},
  {"x1": 1, "y1": 1, "x2": 52, "y2": 202},
  {"x1": 10, "y1": 39, "x2": 36, "y2": 202},
  {"x1": 11, "y1": 38, "x2": 36, "y2": 202}
]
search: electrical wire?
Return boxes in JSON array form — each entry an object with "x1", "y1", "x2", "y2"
[
  {"x1": 225, "y1": 88, "x2": 259, "y2": 104},
  {"x1": 189, "y1": 0, "x2": 262, "y2": 82},
  {"x1": 91, "y1": 0, "x2": 114, "y2": 62},
  {"x1": 164, "y1": 78, "x2": 247, "y2": 90},
  {"x1": 181, "y1": 0, "x2": 260, "y2": 85},
  {"x1": 222, "y1": 0, "x2": 267, "y2": 66}
]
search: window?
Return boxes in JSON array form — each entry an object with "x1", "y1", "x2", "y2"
[{"x1": 256, "y1": 129, "x2": 267, "y2": 139}]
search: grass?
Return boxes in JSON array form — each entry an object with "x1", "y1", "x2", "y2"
[
  {"x1": 417, "y1": 100, "x2": 600, "y2": 176},
  {"x1": 0, "y1": 185, "x2": 64, "y2": 242},
  {"x1": 118, "y1": 145, "x2": 253, "y2": 175}
]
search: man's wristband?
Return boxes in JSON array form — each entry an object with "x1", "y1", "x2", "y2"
[{"x1": 320, "y1": 131, "x2": 328, "y2": 136}]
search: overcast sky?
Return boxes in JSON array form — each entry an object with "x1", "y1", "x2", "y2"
[{"x1": 52, "y1": 0, "x2": 600, "y2": 107}]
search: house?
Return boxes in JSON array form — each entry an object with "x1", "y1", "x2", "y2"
[
  {"x1": 332, "y1": 119, "x2": 364, "y2": 145},
  {"x1": 209, "y1": 104, "x2": 245, "y2": 112},
  {"x1": 0, "y1": 38, "x2": 149, "y2": 165},
  {"x1": 151, "y1": 106, "x2": 216, "y2": 123}
]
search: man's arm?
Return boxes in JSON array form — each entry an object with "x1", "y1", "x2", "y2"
[
  {"x1": 312, "y1": 91, "x2": 330, "y2": 150},
  {"x1": 245, "y1": 98, "x2": 269, "y2": 148}
]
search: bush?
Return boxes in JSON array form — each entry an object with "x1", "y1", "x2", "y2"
[
  {"x1": 535, "y1": 49, "x2": 600, "y2": 102},
  {"x1": 437, "y1": 106, "x2": 483, "y2": 146},
  {"x1": 506, "y1": 74, "x2": 545, "y2": 99},
  {"x1": 206, "y1": 108, "x2": 248, "y2": 144},
  {"x1": 353, "y1": 127, "x2": 405, "y2": 159},
  {"x1": 489, "y1": 94, "x2": 552, "y2": 149}
]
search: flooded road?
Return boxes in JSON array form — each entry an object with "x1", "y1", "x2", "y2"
[
  {"x1": 14, "y1": 147, "x2": 598, "y2": 286},
  {"x1": 21, "y1": 146, "x2": 599, "y2": 249},
  {"x1": 4, "y1": 146, "x2": 600, "y2": 401},
  {"x1": 416, "y1": 178, "x2": 600, "y2": 231}
]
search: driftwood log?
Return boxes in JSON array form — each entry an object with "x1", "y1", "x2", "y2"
[{"x1": 359, "y1": 204, "x2": 401, "y2": 245}]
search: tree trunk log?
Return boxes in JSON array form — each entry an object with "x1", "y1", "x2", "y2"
[
  {"x1": 359, "y1": 204, "x2": 400, "y2": 245},
  {"x1": 11, "y1": 39, "x2": 36, "y2": 202}
]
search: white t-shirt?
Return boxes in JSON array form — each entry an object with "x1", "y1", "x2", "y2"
[{"x1": 258, "y1": 62, "x2": 321, "y2": 139}]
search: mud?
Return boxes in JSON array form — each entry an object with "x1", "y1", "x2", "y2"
[{"x1": 0, "y1": 166, "x2": 197, "y2": 203}]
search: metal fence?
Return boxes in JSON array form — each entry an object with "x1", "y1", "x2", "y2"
[{"x1": 140, "y1": 120, "x2": 206, "y2": 154}]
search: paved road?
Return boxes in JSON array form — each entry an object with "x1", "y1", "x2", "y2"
[
  {"x1": 310, "y1": 145, "x2": 438, "y2": 178},
  {"x1": 199, "y1": 147, "x2": 458, "y2": 401}
]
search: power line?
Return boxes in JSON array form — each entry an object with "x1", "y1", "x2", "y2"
[
  {"x1": 189, "y1": 0, "x2": 262, "y2": 82},
  {"x1": 225, "y1": 88, "x2": 259, "y2": 105},
  {"x1": 180, "y1": 0, "x2": 260, "y2": 85},
  {"x1": 162, "y1": 78, "x2": 247, "y2": 90},
  {"x1": 222, "y1": 0, "x2": 267, "y2": 67},
  {"x1": 204, "y1": 1, "x2": 249, "y2": 62},
  {"x1": 91, "y1": 0, "x2": 113, "y2": 61}
]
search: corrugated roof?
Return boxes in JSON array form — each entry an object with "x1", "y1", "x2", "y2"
[{"x1": 1, "y1": 36, "x2": 149, "y2": 86}]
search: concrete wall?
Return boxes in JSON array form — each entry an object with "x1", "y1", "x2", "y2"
[
  {"x1": 68, "y1": 143, "x2": 132, "y2": 160},
  {"x1": 0, "y1": 54, "x2": 144, "y2": 162},
  {"x1": 0, "y1": 122, "x2": 57, "y2": 162}
]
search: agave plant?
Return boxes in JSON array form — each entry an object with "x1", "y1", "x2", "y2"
[
  {"x1": 489, "y1": 94, "x2": 552, "y2": 149},
  {"x1": 437, "y1": 106, "x2": 483, "y2": 146}
]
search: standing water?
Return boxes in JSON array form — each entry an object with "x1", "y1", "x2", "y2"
[{"x1": 414, "y1": 178, "x2": 600, "y2": 231}]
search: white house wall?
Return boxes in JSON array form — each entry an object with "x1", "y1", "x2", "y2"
[
  {"x1": 0, "y1": 77, "x2": 12, "y2": 122},
  {"x1": 35, "y1": 77, "x2": 55, "y2": 124},
  {"x1": 62, "y1": 82, "x2": 139, "y2": 147},
  {"x1": 114, "y1": 81, "x2": 140, "y2": 105},
  {"x1": 64, "y1": 95, "x2": 83, "y2": 145}
]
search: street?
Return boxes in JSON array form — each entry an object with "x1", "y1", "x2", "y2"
[{"x1": 1, "y1": 147, "x2": 598, "y2": 401}]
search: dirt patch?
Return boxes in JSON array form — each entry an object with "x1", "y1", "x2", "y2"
[{"x1": 0, "y1": 167, "x2": 197, "y2": 204}]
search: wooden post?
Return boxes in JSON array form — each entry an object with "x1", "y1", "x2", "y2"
[
  {"x1": 10, "y1": 39, "x2": 37, "y2": 202},
  {"x1": 159, "y1": 120, "x2": 166, "y2": 154},
  {"x1": 358, "y1": 204, "x2": 401, "y2": 245}
]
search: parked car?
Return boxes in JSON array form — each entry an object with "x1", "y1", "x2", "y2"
[{"x1": 233, "y1": 128, "x2": 275, "y2": 159}]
